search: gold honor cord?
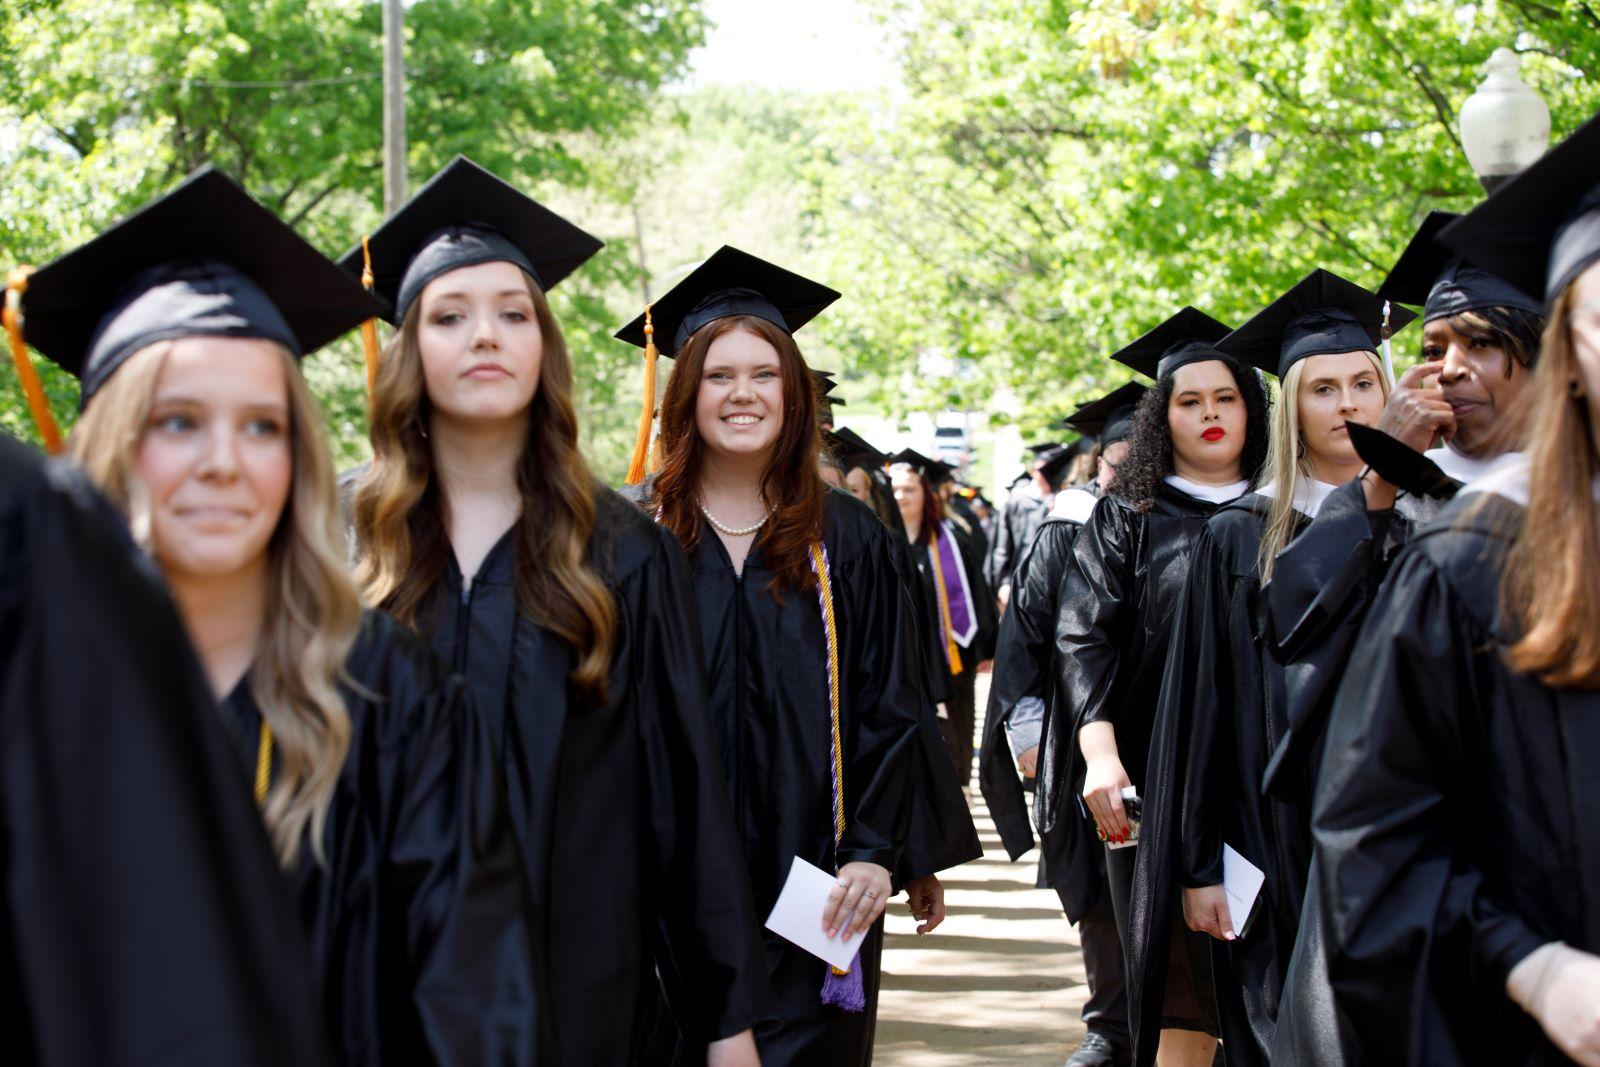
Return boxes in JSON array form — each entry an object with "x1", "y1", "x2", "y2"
[
  {"x1": 254, "y1": 721, "x2": 273, "y2": 804},
  {"x1": 2, "y1": 266, "x2": 62, "y2": 455},
  {"x1": 928, "y1": 526, "x2": 964, "y2": 676},
  {"x1": 807, "y1": 540, "x2": 851, "y2": 978}
]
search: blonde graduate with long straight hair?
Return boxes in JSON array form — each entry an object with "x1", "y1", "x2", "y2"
[
  {"x1": 1137, "y1": 270, "x2": 1402, "y2": 1067},
  {"x1": 346, "y1": 160, "x2": 766, "y2": 1067},
  {"x1": 27, "y1": 168, "x2": 542, "y2": 1066}
]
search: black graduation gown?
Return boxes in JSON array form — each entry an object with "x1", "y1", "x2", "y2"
[
  {"x1": 686, "y1": 490, "x2": 922, "y2": 1066},
  {"x1": 1260, "y1": 477, "x2": 1432, "y2": 798},
  {"x1": 945, "y1": 493, "x2": 989, "y2": 561},
  {"x1": 419, "y1": 487, "x2": 767, "y2": 1065},
  {"x1": 986, "y1": 489, "x2": 1048, "y2": 592},
  {"x1": 0, "y1": 436, "x2": 330, "y2": 1067},
  {"x1": 1037, "y1": 482, "x2": 1227, "y2": 925},
  {"x1": 981, "y1": 513, "x2": 1082, "y2": 886},
  {"x1": 905, "y1": 519, "x2": 998, "y2": 699},
  {"x1": 1293, "y1": 492, "x2": 1600, "y2": 1065},
  {"x1": 1138, "y1": 494, "x2": 1311, "y2": 1067},
  {"x1": 222, "y1": 610, "x2": 542, "y2": 1066}
]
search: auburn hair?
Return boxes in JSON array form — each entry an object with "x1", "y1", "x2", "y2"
[
  {"x1": 1501, "y1": 284, "x2": 1600, "y2": 688},
  {"x1": 352, "y1": 269, "x2": 616, "y2": 705},
  {"x1": 893, "y1": 465, "x2": 944, "y2": 546},
  {"x1": 70, "y1": 341, "x2": 361, "y2": 869},
  {"x1": 654, "y1": 315, "x2": 828, "y2": 598}
]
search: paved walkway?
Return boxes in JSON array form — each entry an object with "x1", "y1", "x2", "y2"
[{"x1": 875, "y1": 676, "x2": 1087, "y2": 1065}]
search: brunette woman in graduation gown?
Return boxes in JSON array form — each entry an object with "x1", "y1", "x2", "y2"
[
  {"x1": 1295, "y1": 114, "x2": 1600, "y2": 1067},
  {"x1": 622, "y1": 246, "x2": 922, "y2": 1066},
  {"x1": 1260, "y1": 213, "x2": 1544, "y2": 805},
  {"x1": 1144, "y1": 271, "x2": 1401, "y2": 1067},
  {"x1": 888, "y1": 450, "x2": 998, "y2": 785},
  {"x1": 0, "y1": 434, "x2": 330, "y2": 1067},
  {"x1": 347, "y1": 161, "x2": 765, "y2": 1067},
  {"x1": 39, "y1": 168, "x2": 541, "y2": 1065},
  {"x1": 1038, "y1": 308, "x2": 1267, "y2": 1067}
]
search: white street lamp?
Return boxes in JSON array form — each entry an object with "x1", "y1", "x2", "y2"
[{"x1": 1460, "y1": 48, "x2": 1551, "y2": 193}]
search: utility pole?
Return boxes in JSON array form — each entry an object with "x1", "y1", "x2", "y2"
[{"x1": 382, "y1": 0, "x2": 407, "y2": 215}]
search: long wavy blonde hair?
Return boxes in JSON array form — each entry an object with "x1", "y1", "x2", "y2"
[
  {"x1": 70, "y1": 341, "x2": 362, "y2": 868},
  {"x1": 351, "y1": 269, "x2": 616, "y2": 705},
  {"x1": 1257, "y1": 351, "x2": 1390, "y2": 581}
]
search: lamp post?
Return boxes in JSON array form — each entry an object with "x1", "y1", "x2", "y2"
[{"x1": 1459, "y1": 48, "x2": 1550, "y2": 194}]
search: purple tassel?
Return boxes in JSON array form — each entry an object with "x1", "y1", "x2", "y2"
[{"x1": 821, "y1": 962, "x2": 866, "y2": 1012}]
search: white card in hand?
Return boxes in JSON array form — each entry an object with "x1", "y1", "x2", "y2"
[
  {"x1": 1222, "y1": 843, "x2": 1265, "y2": 934},
  {"x1": 764, "y1": 856, "x2": 865, "y2": 973}
]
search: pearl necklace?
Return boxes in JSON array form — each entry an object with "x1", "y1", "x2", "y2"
[{"x1": 700, "y1": 500, "x2": 769, "y2": 537}]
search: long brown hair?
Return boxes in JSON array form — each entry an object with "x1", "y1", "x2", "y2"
[
  {"x1": 897, "y1": 467, "x2": 944, "y2": 546},
  {"x1": 71, "y1": 341, "x2": 361, "y2": 868},
  {"x1": 352, "y1": 270, "x2": 616, "y2": 705},
  {"x1": 654, "y1": 314, "x2": 828, "y2": 597},
  {"x1": 1501, "y1": 285, "x2": 1600, "y2": 688}
]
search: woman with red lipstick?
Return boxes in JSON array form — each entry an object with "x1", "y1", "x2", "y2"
[
  {"x1": 619, "y1": 247, "x2": 924, "y2": 1066},
  {"x1": 1145, "y1": 270, "x2": 1402, "y2": 1067},
  {"x1": 348, "y1": 162, "x2": 767, "y2": 1067},
  {"x1": 1038, "y1": 307, "x2": 1269, "y2": 1067}
]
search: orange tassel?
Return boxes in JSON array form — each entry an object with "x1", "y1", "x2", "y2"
[
  {"x1": 3, "y1": 266, "x2": 61, "y2": 455},
  {"x1": 625, "y1": 306, "x2": 658, "y2": 485},
  {"x1": 359, "y1": 236, "x2": 380, "y2": 401}
]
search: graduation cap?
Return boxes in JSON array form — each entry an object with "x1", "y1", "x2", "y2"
[
  {"x1": 1061, "y1": 381, "x2": 1149, "y2": 446},
  {"x1": 889, "y1": 448, "x2": 955, "y2": 484},
  {"x1": 1438, "y1": 109, "x2": 1600, "y2": 305},
  {"x1": 614, "y1": 246, "x2": 841, "y2": 483},
  {"x1": 1378, "y1": 210, "x2": 1542, "y2": 323},
  {"x1": 12, "y1": 166, "x2": 382, "y2": 440},
  {"x1": 823, "y1": 427, "x2": 888, "y2": 471},
  {"x1": 1110, "y1": 306, "x2": 1232, "y2": 380},
  {"x1": 1346, "y1": 422, "x2": 1461, "y2": 501},
  {"x1": 1036, "y1": 444, "x2": 1076, "y2": 487},
  {"x1": 1026, "y1": 441, "x2": 1065, "y2": 458},
  {"x1": 341, "y1": 156, "x2": 603, "y2": 326},
  {"x1": 1219, "y1": 268, "x2": 1418, "y2": 378}
]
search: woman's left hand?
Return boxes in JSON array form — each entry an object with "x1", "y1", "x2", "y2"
[
  {"x1": 905, "y1": 874, "x2": 947, "y2": 934},
  {"x1": 821, "y1": 861, "x2": 893, "y2": 943},
  {"x1": 706, "y1": 1029, "x2": 760, "y2": 1067}
]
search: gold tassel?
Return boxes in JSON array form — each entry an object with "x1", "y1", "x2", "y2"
[
  {"x1": 625, "y1": 306, "x2": 658, "y2": 485},
  {"x1": 3, "y1": 266, "x2": 61, "y2": 455},
  {"x1": 358, "y1": 236, "x2": 380, "y2": 402}
]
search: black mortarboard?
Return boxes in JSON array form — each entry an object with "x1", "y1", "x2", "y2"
[
  {"x1": 1110, "y1": 306, "x2": 1232, "y2": 380},
  {"x1": 1219, "y1": 268, "x2": 1418, "y2": 378},
  {"x1": 824, "y1": 427, "x2": 888, "y2": 471},
  {"x1": 889, "y1": 448, "x2": 955, "y2": 483},
  {"x1": 1346, "y1": 422, "x2": 1461, "y2": 501},
  {"x1": 614, "y1": 246, "x2": 840, "y2": 357},
  {"x1": 1378, "y1": 210, "x2": 1542, "y2": 322},
  {"x1": 21, "y1": 166, "x2": 381, "y2": 409},
  {"x1": 1037, "y1": 444, "x2": 1075, "y2": 485},
  {"x1": 341, "y1": 156, "x2": 603, "y2": 325},
  {"x1": 1026, "y1": 441, "x2": 1065, "y2": 458},
  {"x1": 1061, "y1": 381, "x2": 1150, "y2": 445},
  {"x1": 1439, "y1": 109, "x2": 1600, "y2": 305}
]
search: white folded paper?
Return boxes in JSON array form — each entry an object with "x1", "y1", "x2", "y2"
[
  {"x1": 764, "y1": 856, "x2": 865, "y2": 973},
  {"x1": 1222, "y1": 843, "x2": 1265, "y2": 934}
]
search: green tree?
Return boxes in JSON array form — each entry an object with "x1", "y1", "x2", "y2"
[{"x1": 0, "y1": 0, "x2": 707, "y2": 463}]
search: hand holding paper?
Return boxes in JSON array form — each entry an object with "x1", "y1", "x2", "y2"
[{"x1": 764, "y1": 857, "x2": 866, "y2": 973}]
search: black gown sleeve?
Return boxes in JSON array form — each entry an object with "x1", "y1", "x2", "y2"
[
  {"x1": 1170, "y1": 525, "x2": 1234, "y2": 888},
  {"x1": 1261, "y1": 477, "x2": 1402, "y2": 797},
  {"x1": 635, "y1": 528, "x2": 768, "y2": 1042},
  {"x1": 0, "y1": 444, "x2": 330, "y2": 1067},
  {"x1": 1310, "y1": 548, "x2": 1548, "y2": 1063},
  {"x1": 835, "y1": 524, "x2": 923, "y2": 872},
  {"x1": 374, "y1": 658, "x2": 546, "y2": 1066}
]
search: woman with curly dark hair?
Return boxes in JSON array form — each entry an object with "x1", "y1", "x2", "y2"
[
  {"x1": 616, "y1": 247, "x2": 923, "y2": 1066},
  {"x1": 1037, "y1": 306, "x2": 1269, "y2": 1067}
]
